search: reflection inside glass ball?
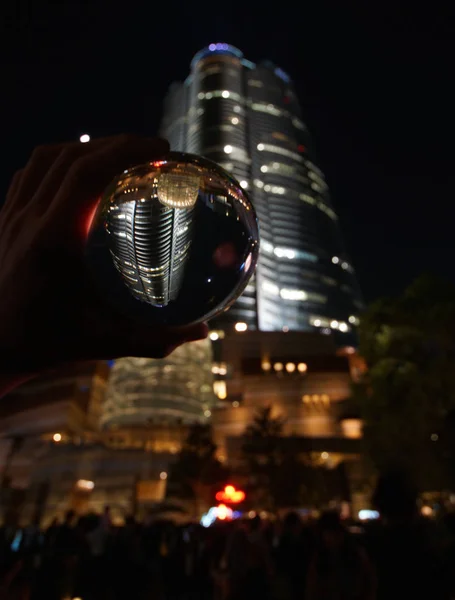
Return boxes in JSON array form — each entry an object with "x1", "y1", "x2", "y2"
[{"x1": 86, "y1": 152, "x2": 259, "y2": 326}]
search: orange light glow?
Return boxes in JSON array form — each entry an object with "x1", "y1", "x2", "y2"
[
  {"x1": 217, "y1": 504, "x2": 229, "y2": 520},
  {"x1": 215, "y1": 484, "x2": 246, "y2": 504}
]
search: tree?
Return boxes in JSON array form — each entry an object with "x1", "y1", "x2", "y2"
[
  {"x1": 168, "y1": 424, "x2": 229, "y2": 516},
  {"x1": 352, "y1": 274, "x2": 455, "y2": 492},
  {"x1": 241, "y1": 407, "x2": 339, "y2": 510}
]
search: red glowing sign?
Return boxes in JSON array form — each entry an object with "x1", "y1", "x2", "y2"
[
  {"x1": 215, "y1": 484, "x2": 246, "y2": 504},
  {"x1": 298, "y1": 144, "x2": 306, "y2": 153}
]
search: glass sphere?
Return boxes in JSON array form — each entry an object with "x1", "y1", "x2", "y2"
[{"x1": 86, "y1": 152, "x2": 259, "y2": 326}]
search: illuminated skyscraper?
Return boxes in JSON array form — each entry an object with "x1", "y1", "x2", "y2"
[
  {"x1": 102, "y1": 339, "x2": 215, "y2": 428},
  {"x1": 161, "y1": 43, "x2": 363, "y2": 336}
]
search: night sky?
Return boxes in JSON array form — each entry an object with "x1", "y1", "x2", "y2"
[{"x1": 2, "y1": 3, "x2": 454, "y2": 302}]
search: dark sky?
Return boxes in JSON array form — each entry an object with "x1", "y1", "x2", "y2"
[{"x1": 1, "y1": 2, "x2": 454, "y2": 302}]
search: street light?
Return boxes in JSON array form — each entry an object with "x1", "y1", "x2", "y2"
[{"x1": 79, "y1": 134, "x2": 90, "y2": 143}]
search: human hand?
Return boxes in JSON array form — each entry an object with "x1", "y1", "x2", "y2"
[{"x1": 0, "y1": 135, "x2": 208, "y2": 383}]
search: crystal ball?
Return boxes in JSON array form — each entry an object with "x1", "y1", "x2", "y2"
[{"x1": 86, "y1": 152, "x2": 259, "y2": 326}]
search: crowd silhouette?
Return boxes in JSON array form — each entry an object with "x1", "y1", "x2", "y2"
[{"x1": 1, "y1": 503, "x2": 455, "y2": 600}]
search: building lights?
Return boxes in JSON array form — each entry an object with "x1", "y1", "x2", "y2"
[
  {"x1": 262, "y1": 360, "x2": 271, "y2": 371},
  {"x1": 76, "y1": 479, "x2": 95, "y2": 491},
  {"x1": 224, "y1": 145, "x2": 233, "y2": 154},
  {"x1": 339, "y1": 322, "x2": 348, "y2": 332},
  {"x1": 257, "y1": 143, "x2": 265, "y2": 151},
  {"x1": 280, "y1": 289, "x2": 307, "y2": 301},
  {"x1": 235, "y1": 322, "x2": 247, "y2": 332},
  {"x1": 240, "y1": 180, "x2": 248, "y2": 189},
  {"x1": 213, "y1": 380, "x2": 227, "y2": 400},
  {"x1": 204, "y1": 409, "x2": 212, "y2": 418},
  {"x1": 160, "y1": 471, "x2": 168, "y2": 480},
  {"x1": 53, "y1": 433, "x2": 62, "y2": 442},
  {"x1": 302, "y1": 395, "x2": 311, "y2": 403},
  {"x1": 313, "y1": 319, "x2": 321, "y2": 327},
  {"x1": 321, "y1": 452, "x2": 329, "y2": 460},
  {"x1": 260, "y1": 165, "x2": 268, "y2": 172},
  {"x1": 286, "y1": 362, "x2": 295, "y2": 373},
  {"x1": 274, "y1": 362, "x2": 283, "y2": 371},
  {"x1": 209, "y1": 332, "x2": 219, "y2": 341},
  {"x1": 232, "y1": 401, "x2": 239, "y2": 407},
  {"x1": 332, "y1": 256, "x2": 339, "y2": 264},
  {"x1": 221, "y1": 90, "x2": 230, "y2": 98},
  {"x1": 330, "y1": 320, "x2": 339, "y2": 329},
  {"x1": 297, "y1": 363, "x2": 307, "y2": 373},
  {"x1": 80, "y1": 134, "x2": 90, "y2": 143}
]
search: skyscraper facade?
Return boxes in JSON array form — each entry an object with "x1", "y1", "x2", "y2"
[{"x1": 161, "y1": 43, "x2": 363, "y2": 337}]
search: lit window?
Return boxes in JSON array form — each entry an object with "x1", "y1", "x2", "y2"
[
  {"x1": 209, "y1": 330, "x2": 224, "y2": 340},
  {"x1": 79, "y1": 134, "x2": 90, "y2": 143},
  {"x1": 160, "y1": 472, "x2": 168, "y2": 480},
  {"x1": 262, "y1": 281, "x2": 279, "y2": 295},
  {"x1": 231, "y1": 117, "x2": 239, "y2": 124},
  {"x1": 332, "y1": 256, "x2": 339, "y2": 264},
  {"x1": 280, "y1": 289, "x2": 307, "y2": 301},
  {"x1": 235, "y1": 322, "x2": 248, "y2": 332},
  {"x1": 274, "y1": 362, "x2": 283, "y2": 371},
  {"x1": 76, "y1": 479, "x2": 95, "y2": 490},
  {"x1": 274, "y1": 247, "x2": 295, "y2": 259},
  {"x1": 286, "y1": 362, "x2": 295, "y2": 373},
  {"x1": 240, "y1": 180, "x2": 248, "y2": 189},
  {"x1": 262, "y1": 360, "x2": 271, "y2": 371},
  {"x1": 251, "y1": 102, "x2": 282, "y2": 117},
  {"x1": 224, "y1": 145, "x2": 233, "y2": 154},
  {"x1": 299, "y1": 193, "x2": 315, "y2": 205},
  {"x1": 257, "y1": 144, "x2": 304, "y2": 163},
  {"x1": 214, "y1": 380, "x2": 227, "y2": 399},
  {"x1": 298, "y1": 363, "x2": 307, "y2": 373}
]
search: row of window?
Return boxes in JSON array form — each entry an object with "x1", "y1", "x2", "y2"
[
  {"x1": 261, "y1": 240, "x2": 318, "y2": 262},
  {"x1": 195, "y1": 89, "x2": 306, "y2": 133},
  {"x1": 309, "y1": 315, "x2": 351, "y2": 333},
  {"x1": 252, "y1": 179, "x2": 338, "y2": 222},
  {"x1": 257, "y1": 143, "x2": 304, "y2": 163},
  {"x1": 261, "y1": 280, "x2": 327, "y2": 304}
]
